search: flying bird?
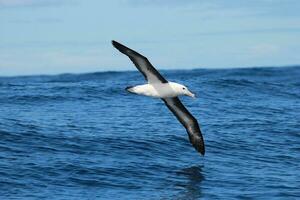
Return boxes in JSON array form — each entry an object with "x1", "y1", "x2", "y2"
[{"x1": 112, "y1": 40, "x2": 205, "y2": 155}]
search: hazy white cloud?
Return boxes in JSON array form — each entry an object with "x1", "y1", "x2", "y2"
[
  {"x1": 8, "y1": 17, "x2": 62, "y2": 24},
  {"x1": 0, "y1": 48, "x2": 122, "y2": 76},
  {"x1": 249, "y1": 44, "x2": 281, "y2": 57},
  {"x1": 123, "y1": 0, "x2": 198, "y2": 6},
  {"x1": 0, "y1": 0, "x2": 74, "y2": 8},
  {"x1": 192, "y1": 27, "x2": 300, "y2": 37}
]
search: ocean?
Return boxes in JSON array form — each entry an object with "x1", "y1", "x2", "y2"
[{"x1": 0, "y1": 66, "x2": 299, "y2": 199}]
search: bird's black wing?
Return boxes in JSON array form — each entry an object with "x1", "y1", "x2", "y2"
[
  {"x1": 163, "y1": 97, "x2": 205, "y2": 155},
  {"x1": 112, "y1": 40, "x2": 168, "y2": 84}
]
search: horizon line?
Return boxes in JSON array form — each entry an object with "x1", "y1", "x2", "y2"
[{"x1": 1, "y1": 64, "x2": 299, "y2": 78}]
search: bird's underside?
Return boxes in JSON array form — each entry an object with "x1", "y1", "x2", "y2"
[
  {"x1": 126, "y1": 82, "x2": 190, "y2": 98},
  {"x1": 112, "y1": 40, "x2": 205, "y2": 155}
]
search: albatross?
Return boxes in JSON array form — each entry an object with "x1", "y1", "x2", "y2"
[{"x1": 112, "y1": 40, "x2": 205, "y2": 155}]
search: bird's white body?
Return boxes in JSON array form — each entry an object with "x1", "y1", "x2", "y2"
[{"x1": 127, "y1": 82, "x2": 195, "y2": 98}]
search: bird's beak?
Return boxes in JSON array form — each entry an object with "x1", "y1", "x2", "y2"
[{"x1": 187, "y1": 91, "x2": 196, "y2": 98}]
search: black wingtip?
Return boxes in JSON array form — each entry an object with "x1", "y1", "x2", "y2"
[
  {"x1": 190, "y1": 134, "x2": 205, "y2": 156},
  {"x1": 111, "y1": 40, "x2": 119, "y2": 49},
  {"x1": 111, "y1": 40, "x2": 118, "y2": 47},
  {"x1": 111, "y1": 40, "x2": 128, "y2": 54},
  {"x1": 200, "y1": 146, "x2": 205, "y2": 156},
  {"x1": 196, "y1": 142, "x2": 205, "y2": 156}
]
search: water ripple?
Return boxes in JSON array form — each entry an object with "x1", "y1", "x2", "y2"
[{"x1": 0, "y1": 66, "x2": 300, "y2": 199}]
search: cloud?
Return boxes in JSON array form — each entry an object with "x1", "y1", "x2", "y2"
[
  {"x1": 123, "y1": 0, "x2": 200, "y2": 7},
  {"x1": 192, "y1": 28, "x2": 300, "y2": 37},
  {"x1": 248, "y1": 44, "x2": 281, "y2": 57},
  {"x1": 0, "y1": 47, "x2": 120, "y2": 76},
  {"x1": 7, "y1": 17, "x2": 63, "y2": 24},
  {"x1": 0, "y1": 0, "x2": 74, "y2": 8}
]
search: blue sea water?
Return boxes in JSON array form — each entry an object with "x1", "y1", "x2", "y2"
[{"x1": 0, "y1": 66, "x2": 300, "y2": 199}]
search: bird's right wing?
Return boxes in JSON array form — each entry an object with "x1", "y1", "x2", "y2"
[
  {"x1": 163, "y1": 97, "x2": 205, "y2": 155},
  {"x1": 112, "y1": 40, "x2": 168, "y2": 84}
]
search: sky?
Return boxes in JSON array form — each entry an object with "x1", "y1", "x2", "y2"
[{"x1": 1, "y1": 0, "x2": 300, "y2": 76}]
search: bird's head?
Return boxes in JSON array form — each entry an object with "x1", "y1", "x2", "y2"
[{"x1": 173, "y1": 83, "x2": 196, "y2": 98}]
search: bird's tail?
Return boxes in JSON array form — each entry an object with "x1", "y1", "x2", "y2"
[{"x1": 125, "y1": 86, "x2": 135, "y2": 93}]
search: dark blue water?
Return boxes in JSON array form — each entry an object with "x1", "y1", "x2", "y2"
[{"x1": 1, "y1": 66, "x2": 300, "y2": 199}]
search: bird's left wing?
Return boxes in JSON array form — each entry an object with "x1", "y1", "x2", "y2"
[
  {"x1": 112, "y1": 40, "x2": 168, "y2": 84},
  {"x1": 162, "y1": 97, "x2": 205, "y2": 155}
]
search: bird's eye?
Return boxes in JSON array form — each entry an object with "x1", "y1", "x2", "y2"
[{"x1": 183, "y1": 88, "x2": 185, "y2": 90}]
